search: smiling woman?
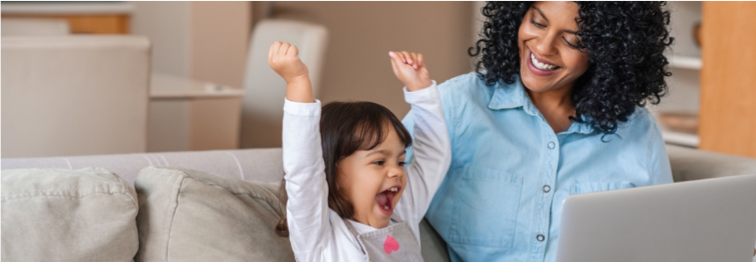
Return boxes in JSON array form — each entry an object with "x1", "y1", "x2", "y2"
[
  {"x1": 473, "y1": 1, "x2": 672, "y2": 135},
  {"x1": 519, "y1": 2, "x2": 589, "y2": 92},
  {"x1": 401, "y1": 1, "x2": 675, "y2": 261},
  {"x1": 517, "y1": 2, "x2": 591, "y2": 132}
]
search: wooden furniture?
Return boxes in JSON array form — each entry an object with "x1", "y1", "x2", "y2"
[
  {"x1": 699, "y1": 2, "x2": 756, "y2": 158},
  {"x1": 1, "y1": 2, "x2": 131, "y2": 34},
  {"x1": 653, "y1": 2, "x2": 756, "y2": 159},
  {"x1": 149, "y1": 73, "x2": 244, "y2": 152}
]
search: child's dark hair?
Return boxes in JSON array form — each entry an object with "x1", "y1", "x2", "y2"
[{"x1": 275, "y1": 101, "x2": 412, "y2": 237}]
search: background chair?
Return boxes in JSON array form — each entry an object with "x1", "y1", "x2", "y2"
[
  {"x1": 240, "y1": 19, "x2": 328, "y2": 148},
  {"x1": 1, "y1": 18, "x2": 70, "y2": 36},
  {"x1": 1, "y1": 36, "x2": 151, "y2": 157}
]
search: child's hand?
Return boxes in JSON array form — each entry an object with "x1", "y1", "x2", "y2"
[
  {"x1": 269, "y1": 41, "x2": 313, "y2": 103},
  {"x1": 389, "y1": 51, "x2": 432, "y2": 92},
  {"x1": 269, "y1": 41, "x2": 309, "y2": 85}
]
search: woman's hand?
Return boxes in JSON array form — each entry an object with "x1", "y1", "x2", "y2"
[
  {"x1": 268, "y1": 41, "x2": 313, "y2": 103},
  {"x1": 389, "y1": 51, "x2": 432, "y2": 92}
]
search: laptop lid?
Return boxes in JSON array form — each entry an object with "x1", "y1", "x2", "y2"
[{"x1": 556, "y1": 174, "x2": 756, "y2": 262}]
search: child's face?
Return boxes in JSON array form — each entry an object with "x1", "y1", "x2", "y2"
[{"x1": 337, "y1": 126, "x2": 408, "y2": 229}]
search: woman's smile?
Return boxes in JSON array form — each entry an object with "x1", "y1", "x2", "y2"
[
  {"x1": 526, "y1": 47, "x2": 562, "y2": 76},
  {"x1": 518, "y1": 1, "x2": 589, "y2": 93}
]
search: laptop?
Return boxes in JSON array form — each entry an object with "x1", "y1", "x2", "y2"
[{"x1": 556, "y1": 174, "x2": 756, "y2": 262}]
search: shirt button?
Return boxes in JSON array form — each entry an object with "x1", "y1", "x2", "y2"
[
  {"x1": 548, "y1": 141, "x2": 556, "y2": 149},
  {"x1": 542, "y1": 185, "x2": 551, "y2": 193},
  {"x1": 537, "y1": 234, "x2": 545, "y2": 242}
]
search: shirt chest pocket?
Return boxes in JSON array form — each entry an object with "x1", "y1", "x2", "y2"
[{"x1": 448, "y1": 166, "x2": 523, "y2": 248}]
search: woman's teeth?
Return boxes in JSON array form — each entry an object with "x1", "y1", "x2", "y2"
[
  {"x1": 531, "y1": 53, "x2": 558, "y2": 71},
  {"x1": 384, "y1": 205, "x2": 390, "y2": 210},
  {"x1": 389, "y1": 187, "x2": 398, "y2": 192}
]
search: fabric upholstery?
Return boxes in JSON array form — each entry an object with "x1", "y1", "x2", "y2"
[
  {"x1": 1, "y1": 148, "x2": 285, "y2": 186},
  {"x1": 2, "y1": 146, "x2": 755, "y2": 261},
  {"x1": 134, "y1": 166, "x2": 294, "y2": 262},
  {"x1": 1, "y1": 167, "x2": 139, "y2": 262},
  {"x1": 5, "y1": 145, "x2": 755, "y2": 187},
  {"x1": 420, "y1": 218, "x2": 451, "y2": 262},
  {"x1": 667, "y1": 145, "x2": 756, "y2": 181}
]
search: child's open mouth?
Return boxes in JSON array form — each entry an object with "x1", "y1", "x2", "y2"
[{"x1": 375, "y1": 186, "x2": 400, "y2": 216}]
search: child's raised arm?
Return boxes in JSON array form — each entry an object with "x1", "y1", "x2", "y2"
[
  {"x1": 388, "y1": 51, "x2": 451, "y2": 237},
  {"x1": 270, "y1": 41, "x2": 330, "y2": 260},
  {"x1": 389, "y1": 51, "x2": 432, "y2": 92},
  {"x1": 269, "y1": 41, "x2": 313, "y2": 103}
]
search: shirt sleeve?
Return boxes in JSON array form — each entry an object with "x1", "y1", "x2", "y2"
[
  {"x1": 394, "y1": 81, "x2": 452, "y2": 239},
  {"x1": 649, "y1": 120, "x2": 674, "y2": 185},
  {"x1": 282, "y1": 98, "x2": 331, "y2": 260}
]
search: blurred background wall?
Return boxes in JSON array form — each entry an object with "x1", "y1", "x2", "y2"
[
  {"x1": 131, "y1": 1, "x2": 251, "y2": 88},
  {"x1": 132, "y1": 1, "x2": 477, "y2": 117},
  {"x1": 255, "y1": 1, "x2": 475, "y2": 116},
  {"x1": 8, "y1": 2, "x2": 753, "y2": 158}
]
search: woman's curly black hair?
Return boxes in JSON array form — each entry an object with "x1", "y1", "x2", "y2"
[{"x1": 470, "y1": 1, "x2": 673, "y2": 135}]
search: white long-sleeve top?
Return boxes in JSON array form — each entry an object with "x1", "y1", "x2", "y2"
[{"x1": 282, "y1": 82, "x2": 451, "y2": 262}]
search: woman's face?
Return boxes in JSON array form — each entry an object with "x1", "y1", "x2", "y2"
[{"x1": 518, "y1": 1, "x2": 589, "y2": 93}]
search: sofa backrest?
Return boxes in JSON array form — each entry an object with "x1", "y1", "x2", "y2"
[
  {"x1": 1, "y1": 148, "x2": 285, "y2": 186},
  {"x1": 666, "y1": 145, "x2": 756, "y2": 181},
  {"x1": 3, "y1": 145, "x2": 755, "y2": 187}
]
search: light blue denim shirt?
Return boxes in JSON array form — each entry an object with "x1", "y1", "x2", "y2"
[{"x1": 402, "y1": 72, "x2": 673, "y2": 262}]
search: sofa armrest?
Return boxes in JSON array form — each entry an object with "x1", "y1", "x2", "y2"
[{"x1": 667, "y1": 144, "x2": 756, "y2": 182}]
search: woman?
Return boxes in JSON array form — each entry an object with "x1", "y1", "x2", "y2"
[{"x1": 401, "y1": 2, "x2": 674, "y2": 261}]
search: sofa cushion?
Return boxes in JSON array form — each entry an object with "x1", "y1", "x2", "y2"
[
  {"x1": 134, "y1": 166, "x2": 294, "y2": 262},
  {"x1": 666, "y1": 144, "x2": 756, "y2": 182},
  {"x1": 1, "y1": 167, "x2": 139, "y2": 262}
]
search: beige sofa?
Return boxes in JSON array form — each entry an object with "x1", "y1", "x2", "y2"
[{"x1": 2, "y1": 145, "x2": 755, "y2": 261}]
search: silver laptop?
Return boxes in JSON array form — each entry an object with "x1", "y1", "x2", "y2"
[{"x1": 557, "y1": 174, "x2": 756, "y2": 262}]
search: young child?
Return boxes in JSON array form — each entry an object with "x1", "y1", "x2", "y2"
[{"x1": 269, "y1": 41, "x2": 450, "y2": 262}]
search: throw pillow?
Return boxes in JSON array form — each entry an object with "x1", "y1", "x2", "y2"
[
  {"x1": 134, "y1": 166, "x2": 294, "y2": 262},
  {"x1": 1, "y1": 167, "x2": 139, "y2": 262}
]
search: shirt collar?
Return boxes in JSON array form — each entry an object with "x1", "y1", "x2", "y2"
[
  {"x1": 487, "y1": 75, "x2": 538, "y2": 116},
  {"x1": 486, "y1": 74, "x2": 624, "y2": 138}
]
